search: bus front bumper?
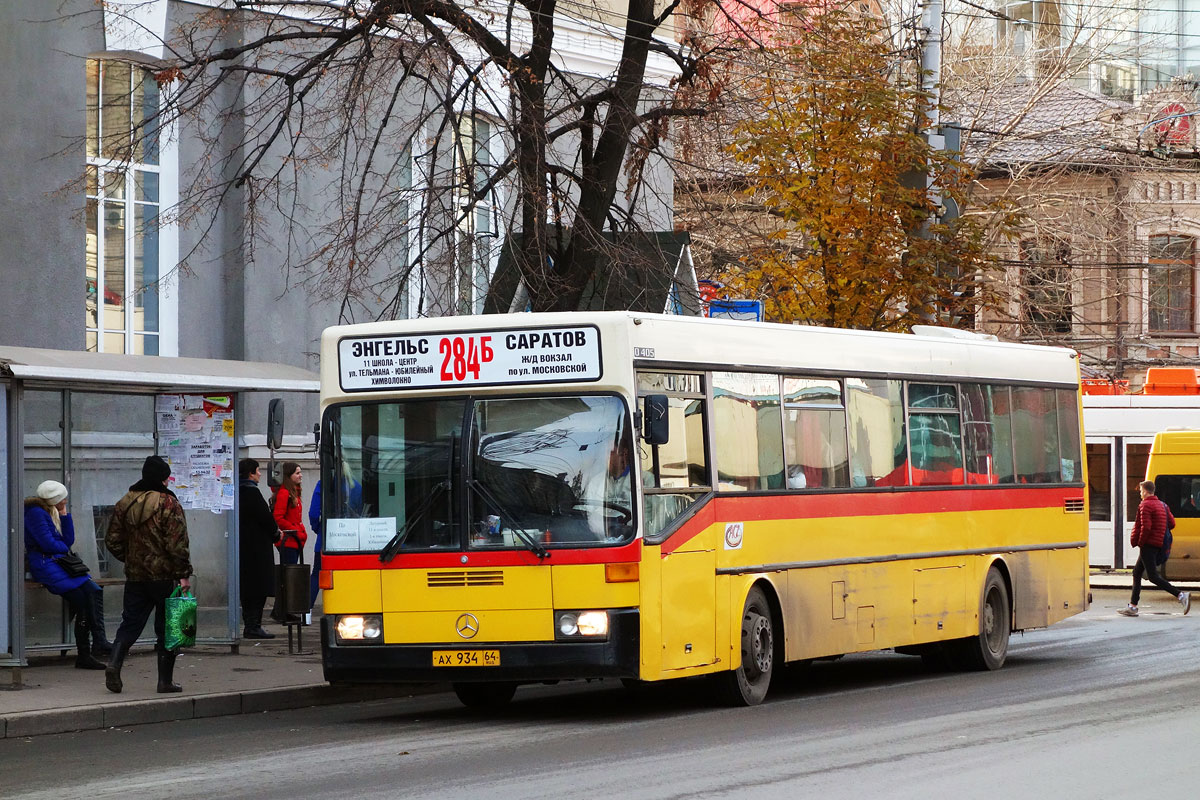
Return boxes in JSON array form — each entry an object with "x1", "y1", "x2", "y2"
[{"x1": 321, "y1": 608, "x2": 640, "y2": 684}]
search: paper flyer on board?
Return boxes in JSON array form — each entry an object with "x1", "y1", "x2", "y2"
[{"x1": 154, "y1": 393, "x2": 237, "y2": 512}]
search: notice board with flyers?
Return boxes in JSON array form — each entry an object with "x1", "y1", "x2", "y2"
[{"x1": 154, "y1": 394, "x2": 236, "y2": 512}]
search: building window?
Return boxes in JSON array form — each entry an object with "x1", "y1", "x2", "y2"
[
  {"x1": 1097, "y1": 63, "x2": 1135, "y2": 102},
  {"x1": 1148, "y1": 234, "x2": 1195, "y2": 333},
  {"x1": 85, "y1": 59, "x2": 161, "y2": 355},
  {"x1": 453, "y1": 115, "x2": 496, "y2": 316},
  {"x1": 1019, "y1": 238, "x2": 1072, "y2": 336}
]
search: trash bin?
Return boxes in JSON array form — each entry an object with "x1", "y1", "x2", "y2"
[{"x1": 275, "y1": 531, "x2": 311, "y2": 617}]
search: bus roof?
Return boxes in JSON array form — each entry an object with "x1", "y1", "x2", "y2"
[
  {"x1": 320, "y1": 312, "x2": 1079, "y2": 402},
  {"x1": 1153, "y1": 429, "x2": 1200, "y2": 453}
]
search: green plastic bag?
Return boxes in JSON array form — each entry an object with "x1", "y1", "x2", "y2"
[{"x1": 164, "y1": 586, "x2": 197, "y2": 651}]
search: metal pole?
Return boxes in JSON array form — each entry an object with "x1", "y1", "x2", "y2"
[
  {"x1": 920, "y1": 0, "x2": 944, "y2": 206},
  {"x1": 6, "y1": 382, "x2": 24, "y2": 670},
  {"x1": 918, "y1": 0, "x2": 945, "y2": 322}
]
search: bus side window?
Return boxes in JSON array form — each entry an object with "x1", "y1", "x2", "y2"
[
  {"x1": 1056, "y1": 388, "x2": 1082, "y2": 483},
  {"x1": 637, "y1": 373, "x2": 708, "y2": 491},
  {"x1": 847, "y1": 378, "x2": 907, "y2": 487},
  {"x1": 1157, "y1": 475, "x2": 1200, "y2": 517},
  {"x1": 712, "y1": 372, "x2": 784, "y2": 491},
  {"x1": 637, "y1": 371, "x2": 710, "y2": 540},
  {"x1": 907, "y1": 382, "x2": 964, "y2": 486},
  {"x1": 1012, "y1": 386, "x2": 1061, "y2": 483},
  {"x1": 782, "y1": 377, "x2": 848, "y2": 489}
]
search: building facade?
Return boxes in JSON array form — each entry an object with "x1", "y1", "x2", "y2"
[{"x1": 0, "y1": 0, "x2": 682, "y2": 663}]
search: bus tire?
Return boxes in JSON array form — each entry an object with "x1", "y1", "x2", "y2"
[
  {"x1": 453, "y1": 681, "x2": 518, "y2": 709},
  {"x1": 720, "y1": 587, "x2": 775, "y2": 706},
  {"x1": 951, "y1": 567, "x2": 1011, "y2": 671}
]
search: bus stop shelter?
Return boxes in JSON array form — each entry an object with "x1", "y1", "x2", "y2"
[{"x1": 0, "y1": 346, "x2": 318, "y2": 674}]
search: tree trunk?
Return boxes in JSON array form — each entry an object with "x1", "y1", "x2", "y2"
[{"x1": 553, "y1": 0, "x2": 656, "y2": 312}]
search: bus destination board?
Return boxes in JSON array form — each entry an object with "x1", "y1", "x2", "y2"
[{"x1": 338, "y1": 325, "x2": 602, "y2": 391}]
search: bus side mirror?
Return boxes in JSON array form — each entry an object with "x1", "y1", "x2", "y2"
[
  {"x1": 267, "y1": 398, "x2": 285, "y2": 451},
  {"x1": 643, "y1": 395, "x2": 670, "y2": 445}
]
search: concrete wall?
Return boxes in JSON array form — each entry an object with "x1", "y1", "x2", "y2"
[{"x1": 0, "y1": 3, "x2": 104, "y2": 350}]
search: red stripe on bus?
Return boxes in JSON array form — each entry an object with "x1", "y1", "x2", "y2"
[
  {"x1": 657, "y1": 487, "x2": 1082, "y2": 555},
  {"x1": 321, "y1": 538, "x2": 642, "y2": 571}
]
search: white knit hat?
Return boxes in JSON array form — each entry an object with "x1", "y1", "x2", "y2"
[{"x1": 36, "y1": 480, "x2": 67, "y2": 506}]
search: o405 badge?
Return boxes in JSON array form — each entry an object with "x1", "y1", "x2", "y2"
[{"x1": 724, "y1": 522, "x2": 744, "y2": 550}]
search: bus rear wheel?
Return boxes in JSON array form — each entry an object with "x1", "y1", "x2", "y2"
[
  {"x1": 719, "y1": 587, "x2": 775, "y2": 706},
  {"x1": 453, "y1": 681, "x2": 518, "y2": 709},
  {"x1": 950, "y1": 567, "x2": 1011, "y2": 671}
]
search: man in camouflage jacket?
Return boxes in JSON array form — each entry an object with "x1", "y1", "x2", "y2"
[{"x1": 104, "y1": 455, "x2": 194, "y2": 694}]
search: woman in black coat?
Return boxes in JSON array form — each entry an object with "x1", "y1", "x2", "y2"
[{"x1": 239, "y1": 458, "x2": 280, "y2": 639}]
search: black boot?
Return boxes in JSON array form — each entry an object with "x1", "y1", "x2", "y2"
[
  {"x1": 243, "y1": 603, "x2": 275, "y2": 639},
  {"x1": 105, "y1": 637, "x2": 133, "y2": 693},
  {"x1": 74, "y1": 620, "x2": 105, "y2": 670},
  {"x1": 157, "y1": 648, "x2": 182, "y2": 693},
  {"x1": 88, "y1": 587, "x2": 112, "y2": 657}
]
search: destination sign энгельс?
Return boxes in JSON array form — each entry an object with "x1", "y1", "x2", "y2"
[{"x1": 338, "y1": 326, "x2": 602, "y2": 391}]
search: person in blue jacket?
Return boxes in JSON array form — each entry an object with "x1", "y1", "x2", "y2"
[
  {"x1": 309, "y1": 469, "x2": 363, "y2": 608},
  {"x1": 24, "y1": 480, "x2": 112, "y2": 669},
  {"x1": 308, "y1": 480, "x2": 322, "y2": 609}
]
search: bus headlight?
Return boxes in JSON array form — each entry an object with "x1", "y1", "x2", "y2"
[
  {"x1": 335, "y1": 614, "x2": 383, "y2": 643},
  {"x1": 555, "y1": 610, "x2": 609, "y2": 640}
]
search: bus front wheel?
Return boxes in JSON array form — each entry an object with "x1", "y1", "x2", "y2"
[
  {"x1": 951, "y1": 567, "x2": 1011, "y2": 671},
  {"x1": 453, "y1": 681, "x2": 518, "y2": 709},
  {"x1": 719, "y1": 587, "x2": 775, "y2": 706}
]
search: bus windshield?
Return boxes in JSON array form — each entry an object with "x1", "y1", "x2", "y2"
[{"x1": 323, "y1": 394, "x2": 635, "y2": 554}]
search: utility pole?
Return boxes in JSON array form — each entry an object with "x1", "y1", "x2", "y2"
[
  {"x1": 920, "y1": 0, "x2": 944, "y2": 217},
  {"x1": 917, "y1": 0, "x2": 945, "y2": 322}
]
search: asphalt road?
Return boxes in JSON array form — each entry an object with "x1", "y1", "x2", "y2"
[{"x1": 4, "y1": 588, "x2": 1199, "y2": 799}]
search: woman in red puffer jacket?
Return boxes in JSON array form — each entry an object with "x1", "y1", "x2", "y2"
[
  {"x1": 272, "y1": 462, "x2": 307, "y2": 563},
  {"x1": 270, "y1": 462, "x2": 308, "y2": 622}
]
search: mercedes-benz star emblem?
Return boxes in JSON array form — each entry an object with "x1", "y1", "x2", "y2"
[{"x1": 456, "y1": 613, "x2": 480, "y2": 639}]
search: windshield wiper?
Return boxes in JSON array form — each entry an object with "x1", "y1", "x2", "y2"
[
  {"x1": 379, "y1": 480, "x2": 448, "y2": 563},
  {"x1": 468, "y1": 478, "x2": 549, "y2": 560}
]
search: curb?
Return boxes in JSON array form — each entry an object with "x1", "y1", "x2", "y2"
[{"x1": 0, "y1": 682, "x2": 445, "y2": 739}]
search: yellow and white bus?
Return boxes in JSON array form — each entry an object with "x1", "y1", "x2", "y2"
[{"x1": 317, "y1": 312, "x2": 1088, "y2": 706}]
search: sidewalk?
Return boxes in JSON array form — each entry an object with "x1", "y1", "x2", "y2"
[
  {"x1": 0, "y1": 619, "x2": 443, "y2": 739},
  {"x1": 3, "y1": 570, "x2": 1196, "y2": 740},
  {"x1": 1088, "y1": 569, "x2": 1200, "y2": 590}
]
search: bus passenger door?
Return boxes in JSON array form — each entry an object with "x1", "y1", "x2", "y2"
[{"x1": 660, "y1": 547, "x2": 716, "y2": 671}]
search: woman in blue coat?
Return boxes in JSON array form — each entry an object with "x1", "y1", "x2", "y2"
[{"x1": 25, "y1": 480, "x2": 112, "y2": 668}]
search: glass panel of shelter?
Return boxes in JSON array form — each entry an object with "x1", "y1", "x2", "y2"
[
  {"x1": 25, "y1": 389, "x2": 238, "y2": 650},
  {"x1": 22, "y1": 390, "x2": 66, "y2": 648},
  {"x1": 68, "y1": 393, "x2": 156, "y2": 641}
]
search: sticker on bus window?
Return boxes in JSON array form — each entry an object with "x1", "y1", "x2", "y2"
[
  {"x1": 325, "y1": 517, "x2": 396, "y2": 552},
  {"x1": 337, "y1": 326, "x2": 602, "y2": 391},
  {"x1": 724, "y1": 522, "x2": 744, "y2": 550},
  {"x1": 361, "y1": 518, "x2": 396, "y2": 550},
  {"x1": 325, "y1": 518, "x2": 362, "y2": 551}
]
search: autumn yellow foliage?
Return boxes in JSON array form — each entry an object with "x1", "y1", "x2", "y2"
[{"x1": 722, "y1": 7, "x2": 1011, "y2": 331}]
